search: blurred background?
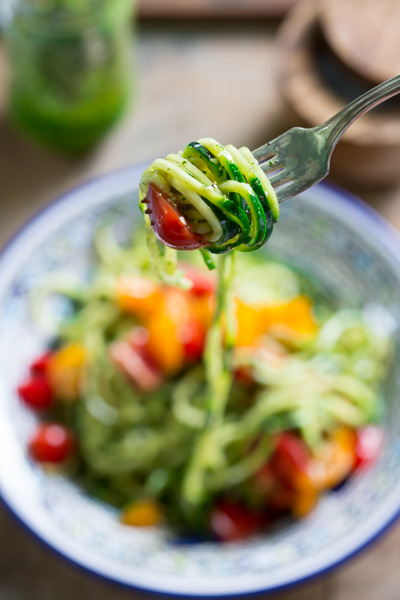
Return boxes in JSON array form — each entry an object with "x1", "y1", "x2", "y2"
[{"x1": 1, "y1": 0, "x2": 400, "y2": 598}]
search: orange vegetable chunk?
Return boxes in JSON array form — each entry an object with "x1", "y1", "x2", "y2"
[{"x1": 47, "y1": 343, "x2": 87, "y2": 401}]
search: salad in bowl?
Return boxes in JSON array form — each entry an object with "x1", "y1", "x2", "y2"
[{"x1": 0, "y1": 164, "x2": 399, "y2": 595}]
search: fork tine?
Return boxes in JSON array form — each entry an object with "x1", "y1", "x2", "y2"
[
  {"x1": 252, "y1": 142, "x2": 276, "y2": 162},
  {"x1": 254, "y1": 123, "x2": 335, "y2": 202},
  {"x1": 263, "y1": 165, "x2": 284, "y2": 178},
  {"x1": 269, "y1": 172, "x2": 293, "y2": 187},
  {"x1": 260, "y1": 155, "x2": 281, "y2": 172},
  {"x1": 257, "y1": 152, "x2": 276, "y2": 163}
]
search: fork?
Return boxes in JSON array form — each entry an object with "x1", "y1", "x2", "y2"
[{"x1": 252, "y1": 74, "x2": 400, "y2": 202}]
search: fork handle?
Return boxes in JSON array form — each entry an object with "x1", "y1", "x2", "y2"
[{"x1": 317, "y1": 74, "x2": 400, "y2": 153}]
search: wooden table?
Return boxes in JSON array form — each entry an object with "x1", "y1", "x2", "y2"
[{"x1": 1, "y1": 20, "x2": 400, "y2": 600}]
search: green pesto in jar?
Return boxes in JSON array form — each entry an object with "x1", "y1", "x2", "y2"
[{"x1": 6, "y1": 0, "x2": 134, "y2": 153}]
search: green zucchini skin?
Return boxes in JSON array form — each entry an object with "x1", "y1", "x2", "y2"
[{"x1": 139, "y1": 138, "x2": 279, "y2": 254}]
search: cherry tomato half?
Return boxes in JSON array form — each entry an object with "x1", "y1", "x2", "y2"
[
  {"x1": 29, "y1": 424, "x2": 74, "y2": 463},
  {"x1": 210, "y1": 501, "x2": 265, "y2": 542},
  {"x1": 254, "y1": 463, "x2": 296, "y2": 511},
  {"x1": 180, "y1": 318, "x2": 206, "y2": 362},
  {"x1": 30, "y1": 352, "x2": 53, "y2": 376},
  {"x1": 142, "y1": 184, "x2": 205, "y2": 250},
  {"x1": 270, "y1": 432, "x2": 310, "y2": 485},
  {"x1": 355, "y1": 426, "x2": 383, "y2": 468},
  {"x1": 18, "y1": 377, "x2": 53, "y2": 410},
  {"x1": 180, "y1": 264, "x2": 216, "y2": 296}
]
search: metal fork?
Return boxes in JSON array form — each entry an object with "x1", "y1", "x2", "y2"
[{"x1": 252, "y1": 74, "x2": 400, "y2": 202}]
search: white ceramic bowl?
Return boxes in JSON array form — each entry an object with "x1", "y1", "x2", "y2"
[{"x1": 1, "y1": 165, "x2": 400, "y2": 596}]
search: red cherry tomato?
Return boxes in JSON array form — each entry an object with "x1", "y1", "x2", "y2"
[
  {"x1": 30, "y1": 352, "x2": 53, "y2": 376},
  {"x1": 18, "y1": 377, "x2": 53, "y2": 410},
  {"x1": 254, "y1": 463, "x2": 277, "y2": 495},
  {"x1": 29, "y1": 424, "x2": 74, "y2": 463},
  {"x1": 210, "y1": 501, "x2": 265, "y2": 542},
  {"x1": 269, "y1": 482, "x2": 296, "y2": 511},
  {"x1": 234, "y1": 366, "x2": 255, "y2": 385},
  {"x1": 355, "y1": 426, "x2": 383, "y2": 468},
  {"x1": 254, "y1": 464, "x2": 296, "y2": 511},
  {"x1": 180, "y1": 318, "x2": 206, "y2": 361},
  {"x1": 254, "y1": 463, "x2": 296, "y2": 513},
  {"x1": 180, "y1": 264, "x2": 216, "y2": 296},
  {"x1": 270, "y1": 433, "x2": 310, "y2": 484},
  {"x1": 142, "y1": 184, "x2": 205, "y2": 250}
]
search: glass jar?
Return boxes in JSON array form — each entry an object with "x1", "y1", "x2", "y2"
[{"x1": 5, "y1": 0, "x2": 135, "y2": 153}]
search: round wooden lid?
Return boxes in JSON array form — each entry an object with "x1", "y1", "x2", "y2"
[
  {"x1": 278, "y1": 0, "x2": 400, "y2": 145},
  {"x1": 319, "y1": 0, "x2": 400, "y2": 83}
]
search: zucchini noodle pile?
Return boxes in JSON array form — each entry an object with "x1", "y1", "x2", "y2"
[
  {"x1": 139, "y1": 138, "x2": 279, "y2": 257},
  {"x1": 30, "y1": 220, "x2": 390, "y2": 537}
]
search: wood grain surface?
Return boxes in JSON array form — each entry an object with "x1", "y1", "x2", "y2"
[
  {"x1": 319, "y1": 0, "x2": 400, "y2": 83},
  {"x1": 138, "y1": 0, "x2": 299, "y2": 19},
  {"x1": 1, "y1": 19, "x2": 400, "y2": 600}
]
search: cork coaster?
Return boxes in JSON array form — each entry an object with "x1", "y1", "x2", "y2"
[{"x1": 319, "y1": 0, "x2": 400, "y2": 83}]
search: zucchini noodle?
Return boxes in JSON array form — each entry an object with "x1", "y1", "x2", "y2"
[{"x1": 28, "y1": 213, "x2": 391, "y2": 536}]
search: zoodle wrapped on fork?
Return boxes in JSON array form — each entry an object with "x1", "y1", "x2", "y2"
[{"x1": 139, "y1": 138, "x2": 279, "y2": 256}]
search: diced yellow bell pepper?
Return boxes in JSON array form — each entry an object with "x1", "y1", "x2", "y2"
[
  {"x1": 143, "y1": 290, "x2": 188, "y2": 376},
  {"x1": 46, "y1": 343, "x2": 87, "y2": 401},
  {"x1": 235, "y1": 295, "x2": 317, "y2": 347},
  {"x1": 191, "y1": 294, "x2": 214, "y2": 331},
  {"x1": 116, "y1": 275, "x2": 162, "y2": 317},
  {"x1": 235, "y1": 300, "x2": 265, "y2": 347},
  {"x1": 308, "y1": 427, "x2": 357, "y2": 491},
  {"x1": 292, "y1": 485, "x2": 318, "y2": 518},
  {"x1": 121, "y1": 500, "x2": 162, "y2": 527},
  {"x1": 290, "y1": 469, "x2": 319, "y2": 517},
  {"x1": 263, "y1": 295, "x2": 317, "y2": 338}
]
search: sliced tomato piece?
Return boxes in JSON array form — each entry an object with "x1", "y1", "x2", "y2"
[
  {"x1": 254, "y1": 463, "x2": 295, "y2": 511},
  {"x1": 18, "y1": 377, "x2": 53, "y2": 410},
  {"x1": 270, "y1": 433, "x2": 310, "y2": 485},
  {"x1": 180, "y1": 263, "x2": 216, "y2": 296},
  {"x1": 110, "y1": 340, "x2": 163, "y2": 392},
  {"x1": 355, "y1": 425, "x2": 383, "y2": 468},
  {"x1": 30, "y1": 352, "x2": 53, "y2": 376},
  {"x1": 142, "y1": 184, "x2": 205, "y2": 250},
  {"x1": 29, "y1": 423, "x2": 74, "y2": 463},
  {"x1": 129, "y1": 326, "x2": 151, "y2": 352},
  {"x1": 210, "y1": 501, "x2": 266, "y2": 542},
  {"x1": 234, "y1": 366, "x2": 255, "y2": 385},
  {"x1": 180, "y1": 318, "x2": 206, "y2": 362},
  {"x1": 254, "y1": 463, "x2": 277, "y2": 496}
]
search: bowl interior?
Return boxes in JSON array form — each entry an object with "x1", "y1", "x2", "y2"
[{"x1": 1, "y1": 167, "x2": 400, "y2": 596}]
